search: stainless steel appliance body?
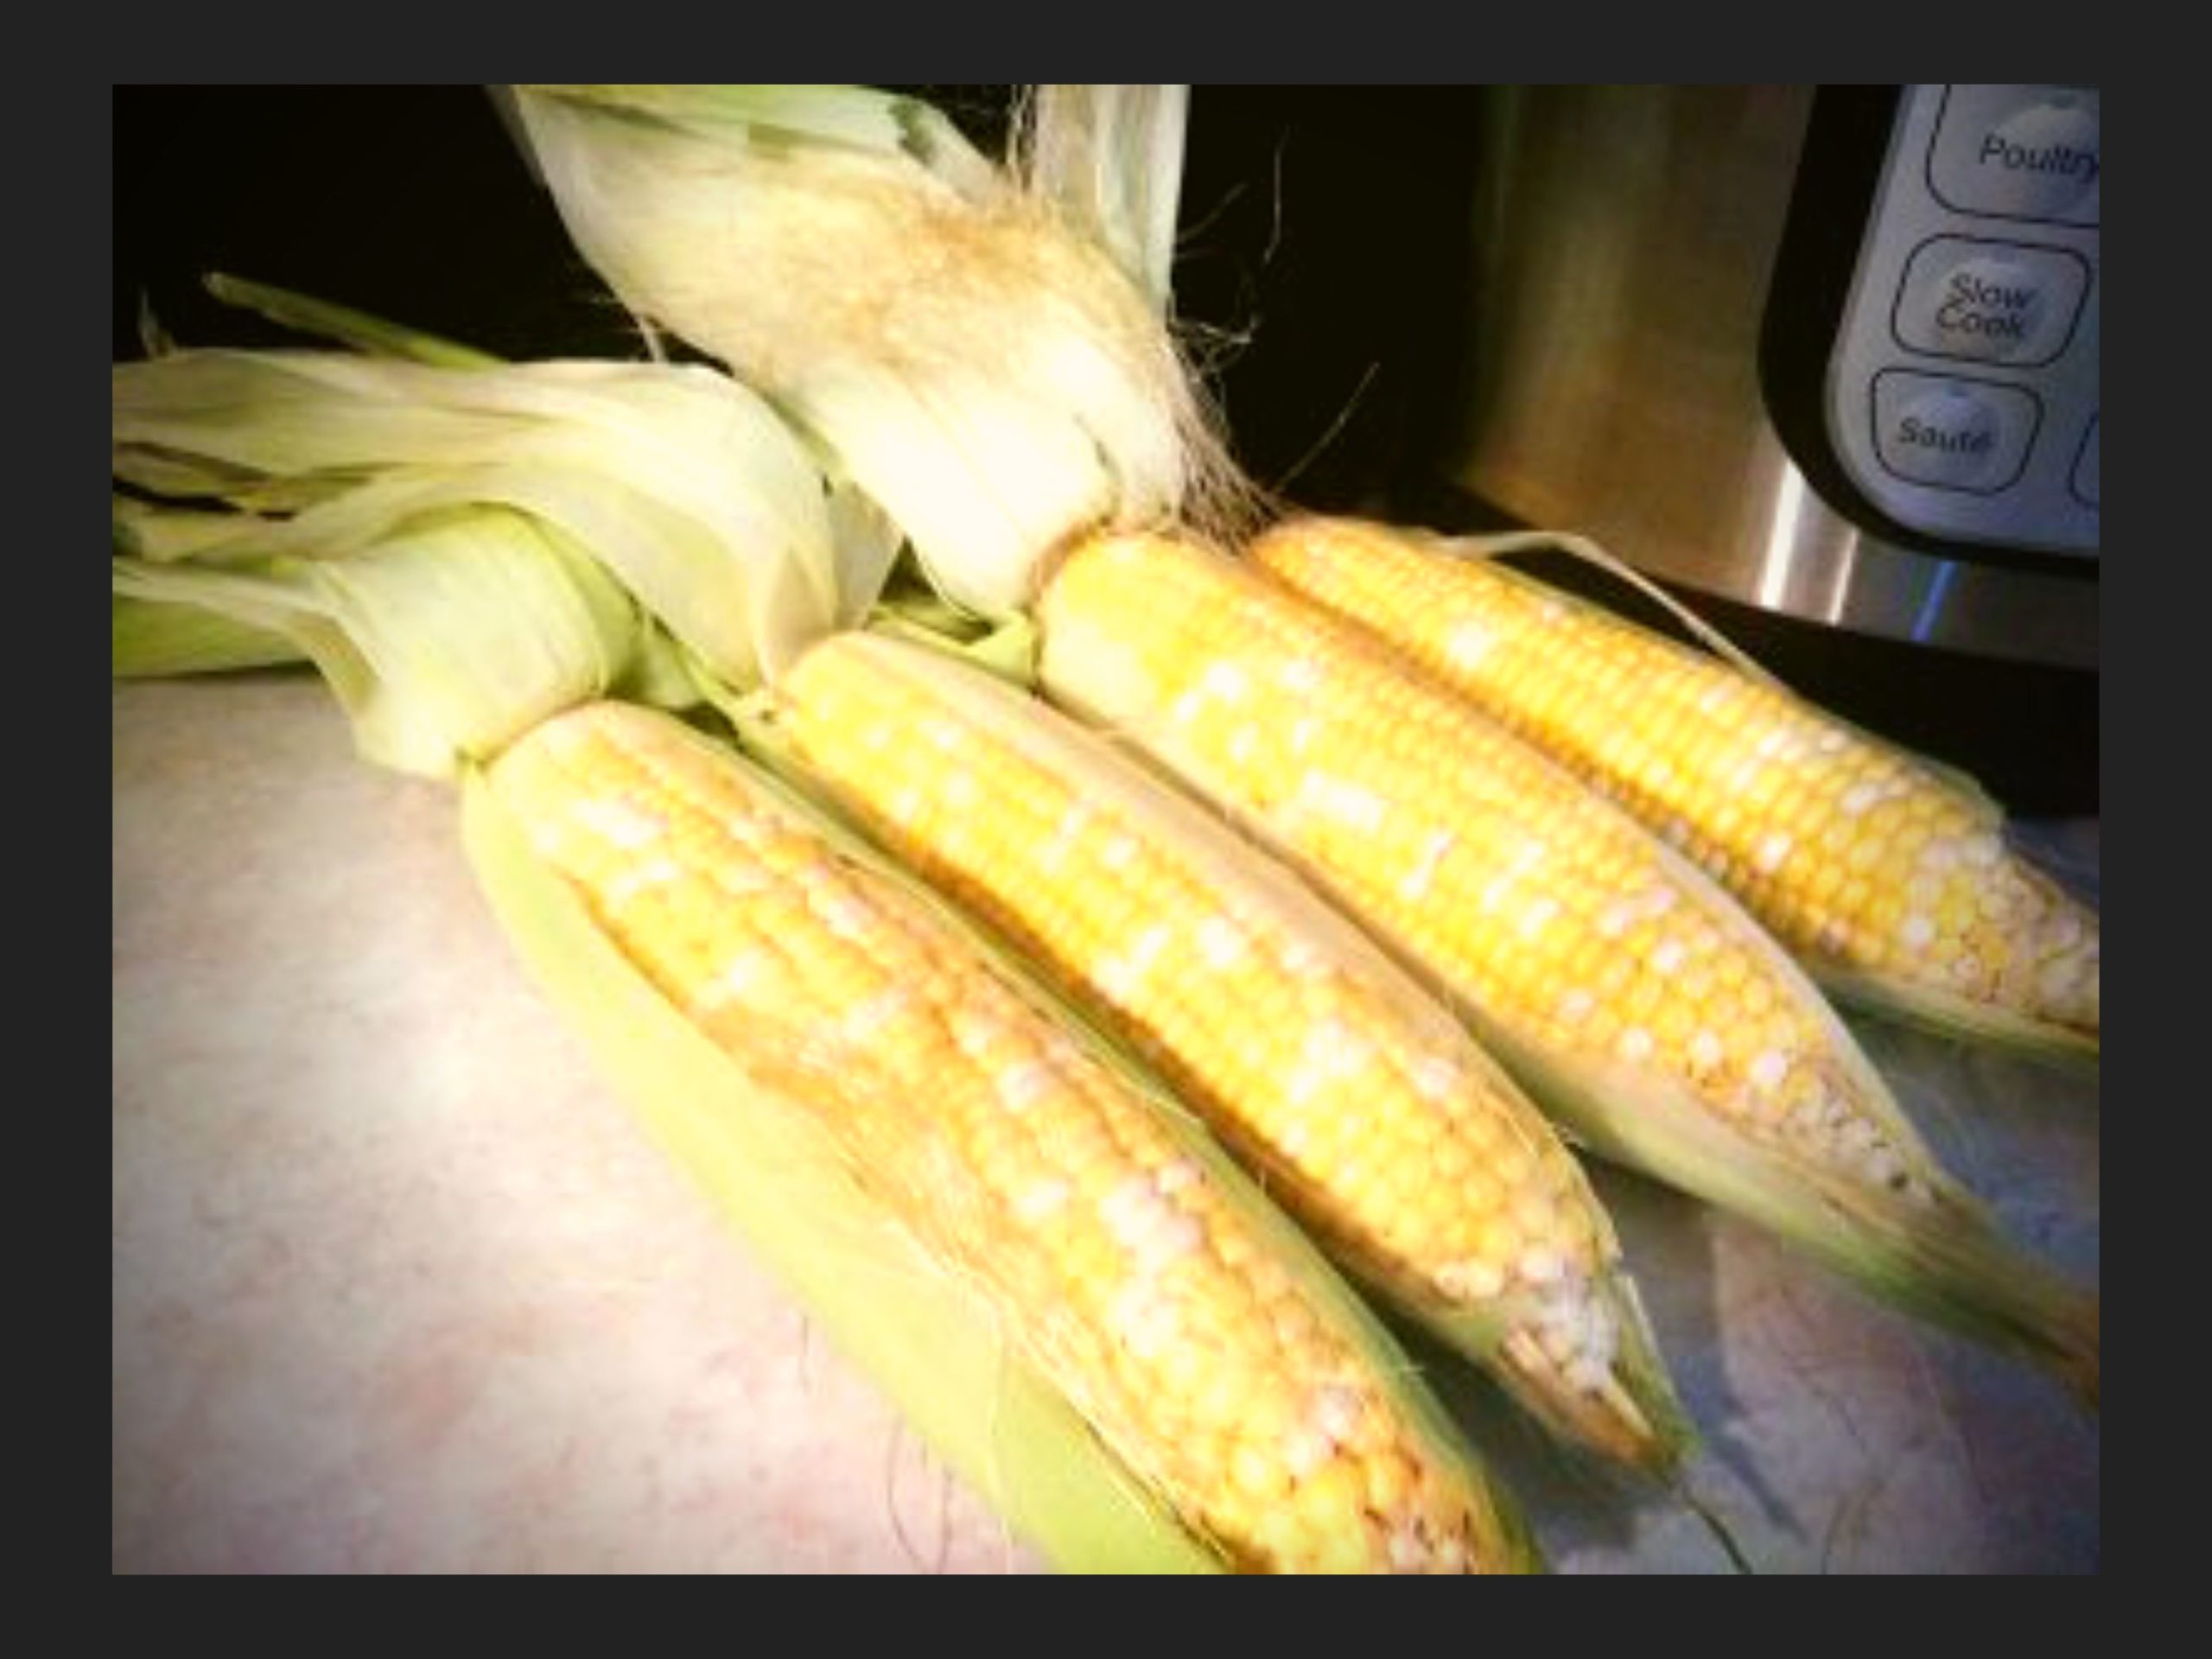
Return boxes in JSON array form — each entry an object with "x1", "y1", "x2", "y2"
[{"x1": 1431, "y1": 85, "x2": 2098, "y2": 669}]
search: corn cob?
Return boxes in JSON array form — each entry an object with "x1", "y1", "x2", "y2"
[
  {"x1": 1033, "y1": 531, "x2": 2097, "y2": 1400},
  {"x1": 778, "y1": 630, "x2": 1689, "y2": 1471},
  {"x1": 487, "y1": 700, "x2": 1534, "y2": 1573},
  {"x1": 1248, "y1": 518, "x2": 2099, "y2": 1054}
]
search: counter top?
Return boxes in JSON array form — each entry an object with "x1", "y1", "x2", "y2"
[{"x1": 112, "y1": 678, "x2": 2100, "y2": 1573}]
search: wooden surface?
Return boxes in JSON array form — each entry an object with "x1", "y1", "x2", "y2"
[{"x1": 111, "y1": 678, "x2": 2100, "y2": 1573}]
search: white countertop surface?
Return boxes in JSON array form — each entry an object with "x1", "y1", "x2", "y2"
[{"x1": 112, "y1": 678, "x2": 2101, "y2": 1573}]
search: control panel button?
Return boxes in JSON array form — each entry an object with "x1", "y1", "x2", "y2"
[
  {"x1": 1824, "y1": 86, "x2": 2096, "y2": 556},
  {"x1": 1892, "y1": 236, "x2": 2088, "y2": 366},
  {"x1": 1929, "y1": 85, "x2": 2100, "y2": 226},
  {"x1": 2070, "y1": 416, "x2": 2099, "y2": 507},
  {"x1": 1872, "y1": 371, "x2": 2042, "y2": 493}
]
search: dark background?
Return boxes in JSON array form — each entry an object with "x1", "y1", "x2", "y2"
[{"x1": 113, "y1": 86, "x2": 2094, "y2": 813}]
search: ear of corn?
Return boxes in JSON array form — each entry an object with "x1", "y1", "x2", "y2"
[
  {"x1": 111, "y1": 506, "x2": 647, "y2": 779},
  {"x1": 461, "y1": 733, "x2": 1213, "y2": 1573},
  {"x1": 779, "y1": 629, "x2": 1692, "y2": 1471},
  {"x1": 1033, "y1": 531, "x2": 2097, "y2": 1403},
  {"x1": 1248, "y1": 518, "x2": 2100, "y2": 1058},
  {"x1": 478, "y1": 701, "x2": 1538, "y2": 1573}
]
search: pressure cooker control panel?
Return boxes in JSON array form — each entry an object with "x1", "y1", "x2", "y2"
[{"x1": 1824, "y1": 85, "x2": 2099, "y2": 557}]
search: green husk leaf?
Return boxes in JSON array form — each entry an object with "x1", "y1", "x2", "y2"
[
  {"x1": 112, "y1": 349, "x2": 846, "y2": 687},
  {"x1": 1024, "y1": 86, "x2": 1191, "y2": 313},
  {"x1": 1814, "y1": 963, "x2": 2101, "y2": 1069},
  {"x1": 457, "y1": 757, "x2": 1219, "y2": 1574},
  {"x1": 204, "y1": 271, "x2": 503, "y2": 367},
  {"x1": 505, "y1": 85, "x2": 1215, "y2": 624},
  {"x1": 861, "y1": 611, "x2": 1039, "y2": 690},
  {"x1": 114, "y1": 493, "x2": 264, "y2": 563},
  {"x1": 824, "y1": 481, "x2": 907, "y2": 630},
  {"x1": 514, "y1": 84, "x2": 1000, "y2": 202},
  {"x1": 114, "y1": 446, "x2": 357, "y2": 514},
  {"x1": 227, "y1": 461, "x2": 793, "y2": 693},
  {"x1": 611, "y1": 617, "x2": 706, "y2": 712},
  {"x1": 111, "y1": 508, "x2": 643, "y2": 779},
  {"x1": 1484, "y1": 1018, "x2": 2098, "y2": 1408},
  {"x1": 1413, "y1": 1277, "x2": 1694, "y2": 1478},
  {"x1": 875, "y1": 553, "x2": 993, "y2": 637},
  {"x1": 137, "y1": 290, "x2": 179, "y2": 359},
  {"x1": 115, "y1": 351, "x2": 532, "y2": 479},
  {"x1": 1467, "y1": 845, "x2": 2094, "y2": 1403},
  {"x1": 111, "y1": 593, "x2": 305, "y2": 677},
  {"x1": 781, "y1": 357, "x2": 1116, "y2": 621}
]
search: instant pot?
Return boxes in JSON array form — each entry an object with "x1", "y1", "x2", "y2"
[{"x1": 1429, "y1": 85, "x2": 2098, "y2": 671}]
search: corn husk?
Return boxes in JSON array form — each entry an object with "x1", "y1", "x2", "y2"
[
  {"x1": 110, "y1": 595, "x2": 300, "y2": 677},
  {"x1": 113, "y1": 346, "x2": 861, "y2": 690},
  {"x1": 1020, "y1": 85, "x2": 1191, "y2": 313},
  {"x1": 505, "y1": 84, "x2": 1238, "y2": 620},
  {"x1": 201, "y1": 270, "x2": 505, "y2": 368},
  {"x1": 112, "y1": 506, "x2": 645, "y2": 777}
]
